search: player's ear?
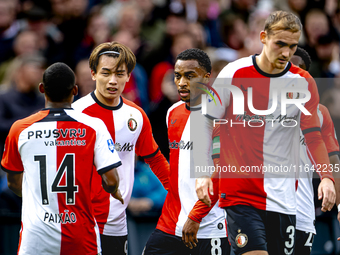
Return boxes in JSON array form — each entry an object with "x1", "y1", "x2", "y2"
[
  {"x1": 126, "y1": 72, "x2": 131, "y2": 82},
  {"x1": 260, "y1": 30, "x2": 267, "y2": 44},
  {"x1": 91, "y1": 70, "x2": 96, "y2": 81},
  {"x1": 73, "y1": 85, "x2": 78, "y2": 96},
  {"x1": 38, "y1": 83, "x2": 45, "y2": 94},
  {"x1": 203, "y1": 72, "x2": 210, "y2": 83}
]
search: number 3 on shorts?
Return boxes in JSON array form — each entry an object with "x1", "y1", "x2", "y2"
[{"x1": 284, "y1": 225, "x2": 295, "y2": 255}]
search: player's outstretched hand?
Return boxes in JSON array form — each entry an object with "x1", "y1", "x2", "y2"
[
  {"x1": 318, "y1": 178, "x2": 336, "y2": 212},
  {"x1": 195, "y1": 176, "x2": 213, "y2": 207},
  {"x1": 182, "y1": 217, "x2": 199, "y2": 249},
  {"x1": 111, "y1": 189, "x2": 124, "y2": 204}
]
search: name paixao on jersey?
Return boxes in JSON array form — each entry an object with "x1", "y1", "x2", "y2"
[
  {"x1": 44, "y1": 210, "x2": 77, "y2": 224},
  {"x1": 28, "y1": 128, "x2": 87, "y2": 146}
]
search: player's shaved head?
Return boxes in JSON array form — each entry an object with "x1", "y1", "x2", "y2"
[{"x1": 42, "y1": 62, "x2": 75, "y2": 102}]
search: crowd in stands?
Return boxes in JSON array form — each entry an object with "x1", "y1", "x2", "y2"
[{"x1": 1, "y1": 0, "x2": 340, "y2": 254}]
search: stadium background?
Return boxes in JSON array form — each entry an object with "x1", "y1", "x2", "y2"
[{"x1": 1, "y1": 0, "x2": 340, "y2": 254}]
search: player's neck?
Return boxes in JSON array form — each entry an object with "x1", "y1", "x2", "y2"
[
  {"x1": 256, "y1": 54, "x2": 285, "y2": 75},
  {"x1": 186, "y1": 94, "x2": 202, "y2": 107},
  {"x1": 45, "y1": 101, "x2": 72, "y2": 109}
]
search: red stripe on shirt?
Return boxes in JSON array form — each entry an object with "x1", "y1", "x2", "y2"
[
  {"x1": 219, "y1": 66, "x2": 268, "y2": 210},
  {"x1": 82, "y1": 103, "x2": 114, "y2": 233},
  {"x1": 57, "y1": 121, "x2": 98, "y2": 254},
  {"x1": 157, "y1": 103, "x2": 189, "y2": 235}
]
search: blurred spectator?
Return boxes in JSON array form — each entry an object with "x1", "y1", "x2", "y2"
[
  {"x1": 141, "y1": 9, "x2": 188, "y2": 76},
  {"x1": 50, "y1": 0, "x2": 68, "y2": 25},
  {"x1": 74, "y1": 59, "x2": 95, "y2": 100},
  {"x1": 149, "y1": 33, "x2": 195, "y2": 105},
  {"x1": 310, "y1": 33, "x2": 340, "y2": 79},
  {"x1": 196, "y1": 0, "x2": 222, "y2": 47},
  {"x1": 0, "y1": 54, "x2": 45, "y2": 134},
  {"x1": 219, "y1": 0, "x2": 256, "y2": 24},
  {"x1": 114, "y1": 3, "x2": 149, "y2": 63},
  {"x1": 274, "y1": 0, "x2": 307, "y2": 21},
  {"x1": 117, "y1": 3, "x2": 143, "y2": 38},
  {"x1": 74, "y1": 8, "x2": 110, "y2": 63},
  {"x1": 57, "y1": 0, "x2": 89, "y2": 68},
  {"x1": 303, "y1": 9, "x2": 331, "y2": 61},
  {"x1": 0, "y1": 30, "x2": 39, "y2": 84},
  {"x1": 187, "y1": 22, "x2": 206, "y2": 50},
  {"x1": 331, "y1": 6, "x2": 340, "y2": 33},
  {"x1": 243, "y1": 10, "x2": 269, "y2": 56},
  {"x1": 20, "y1": 5, "x2": 65, "y2": 65},
  {"x1": 0, "y1": 53, "x2": 45, "y2": 195},
  {"x1": 219, "y1": 13, "x2": 248, "y2": 53},
  {"x1": 128, "y1": 160, "x2": 167, "y2": 217},
  {"x1": 167, "y1": 0, "x2": 197, "y2": 22},
  {"x1": 101, "y1": 0, "x2": 129, "y2": 30},
  {"x1": 0, "y1": 0, "x2": 21, "y2": 63},
  {"x1": 321, "y1": 77, "x2": 340, "y2": 140},
  {"x1": 138, "y1": 0, "x2": 167, "y2": 49}
]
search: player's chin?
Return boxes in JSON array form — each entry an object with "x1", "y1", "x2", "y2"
[
  {"x1": 180, "y1": 96, "x2": 190, "y2": 102},
  {"x1": 105, "y1": 91, "x2": 120, "y2": 99},
  {"x1": 275, "y1": 62, "x2": 286, "y2": 70}
]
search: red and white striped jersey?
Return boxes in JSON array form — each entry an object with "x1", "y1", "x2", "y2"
[
  {"x1": 1, "y1": 108, "x2": 121, "y2": 255},
  {"x1": 297, "y1": 104, "x2": 339, "y2": 233},
  {"x1": 156, "y1": 101, "x2": 227, "y2": 239},
  {"x1": 72, "y1": 92, "x2": 159, "y2": 236},
  {"x1": 206, "y1": 55, "x2": 332, "y2": 214}
]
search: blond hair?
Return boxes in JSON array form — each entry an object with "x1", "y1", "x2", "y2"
[
  {"x1": 89, "y1": 41, "x2": 136, "y2": 74},
  {"x1": 264, "y1": 11, "x2": 302, "y2": 36}
]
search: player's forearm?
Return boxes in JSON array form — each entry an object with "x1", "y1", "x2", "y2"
[
  {"x1": 7, "y1": 173, "x2": 22, "y2": 197},
  {"x1": 330, "y1": 155, "x2": 340, "y2": 206},
  {"x1": 101, "y1": 168, "x2": 119, "y2": 194},
  {"x1": 144, "y1": 150, "x2": 170, "y2": 190},
  {"x1": 304, "y1": 131, "x2": 334, "y2": 181},
  {"x1": 189, "y1": 177, "x2": 219, "y2": 223}
]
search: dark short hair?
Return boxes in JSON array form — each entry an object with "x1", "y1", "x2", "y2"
[
  {"x1": 89, "y1": 41, "x2": 136, "y2": 74},
  {"x1": 42, "y1": 62, "x2": 75, "y2": 102},
  {"x1": 294, "y1": 47, "x2": 312, "y2": 71},
  {"x1": 176, "y1": 48, "x2": 212, "y2": 73}
]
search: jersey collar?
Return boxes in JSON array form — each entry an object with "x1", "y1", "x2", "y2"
[
  {"x1": 252, "y1": 54, "x2": 291, "y2": 78},
  {"x1": 42, "y1": 108, "x2": 73, "y2": 112},
  {"x1": 91, "y1": 91, "x2": 123, "y2": 110},
  {"x1": 185, "y1": 104, "x2": 201, "y2": 111}
]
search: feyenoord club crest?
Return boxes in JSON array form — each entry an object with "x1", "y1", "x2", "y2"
[
  {"x1": 286, "y1": 92, "x2": 300, "y2": 99},
  {"x1": 127, "y1": 118, "x2": 137, "y2": 131},
  {"x1": 236, "y1": 230, "x2": 248, "y2": 248}
]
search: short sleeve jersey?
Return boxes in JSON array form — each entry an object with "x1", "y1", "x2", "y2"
[
  {"x1": 1, "y1": 108, "x2": 121, "y2": 255},
  {"x1": 156, "y1": 101, "x2": 227, "y2": 239},
  {"x1": 72, "y1": 92, "x2": 159, "y2": 236},
  {"x1": 207, "y1": 55, "x2": 322, "y2": 215},
  {"x1": 297, "y1": 104, "x2": 339, "y2": 233}
]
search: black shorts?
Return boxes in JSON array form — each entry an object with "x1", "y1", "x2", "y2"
[
  {"x1": 100, "y1": 234, "x2": 127, "y2": 255},
  {"x1": 295, "y1": 230, "x2": 314, "y2": 255},
  {"x1": 225, "y1": 205, "x2": 296, "y2": 255},
  {"x1": 143, "y1": 229, "x2": 230, "y2": 255}
]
